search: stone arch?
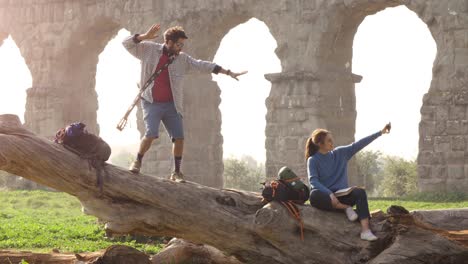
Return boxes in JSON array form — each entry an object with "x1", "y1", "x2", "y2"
[
  {"x1": 82, "y1": 8, "x2": 260, "y2": 187},
  {"x1": 307, "y1": 1, "x2": 456, "y2": 191},
  {"x1": 21, "y1": 13, "x2": 124, "y2": 137},
  {"x1": 177, "y1": 13, "x2": 284, "y2": 187},
  {"x1": 62, "y1": 17, "x2": 123, "y2": 134},
  {"x1": 1, "y1": 0, "x2": 465, "y2": 193},
  {"x1": 129, "y1": 8, "x2": 287, "y2": 188}
]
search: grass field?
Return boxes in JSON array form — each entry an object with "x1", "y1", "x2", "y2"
[
  {"x1": 0, "y1": 190, "x2": 466, "y2": 254},
  {"x1": 368, "y1": 191, "x2": 468, "y2": 212},
  {"x1": 0, "y1": 190, "x2": 162, "y2": 254}
]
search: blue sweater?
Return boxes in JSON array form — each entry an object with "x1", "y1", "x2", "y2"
[{"x1": 307, "y1": 131, "x2": 382, "y2": 195}]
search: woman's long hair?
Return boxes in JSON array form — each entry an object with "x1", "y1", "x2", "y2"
[{"x1": 305, "y1": 129, "x2": 330, "y2": 160}]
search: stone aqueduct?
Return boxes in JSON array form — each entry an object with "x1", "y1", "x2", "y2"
[{"x1": 0, "y1": 0, "x2": 467, "y2": 192}]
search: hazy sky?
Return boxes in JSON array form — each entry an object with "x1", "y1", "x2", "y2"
[
  {"x1": 0, "y1": 6, "x2": 436, "y2": 162},
  {"x1": 353, "y1": 6, "x2": 436, "y2": 160},
  {"x1": 0, "y1": 38, "x2": 32, "y2": 123}
]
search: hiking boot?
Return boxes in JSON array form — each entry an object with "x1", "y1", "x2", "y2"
[
  {"x1": 129, "y1": 160, "x2": 141, "y2": 173},
  {"x1": 170, "y1": 171, "x2": 186, "y2": 183},
  {"x1": 360, "y1": 230, "x2": 378, "y2": 241},
  {"x1": 345, "y1": 207, "x2": 358, "y2": 222}
]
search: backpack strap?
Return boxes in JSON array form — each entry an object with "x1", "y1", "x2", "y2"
[
  {"x1": 117, "y1": 55, "x2": 176, "y2": 131},
  {"x1": 54, "y1": 128, "x2": 66, "y2": 143},
  {"x1": 270, "y1": 181, "x2": 278, "y2": 198},
  {"x1": 281, "y1": 177, "x2": 300, "y2": 183},
  {"x1": 270, "y1": 180, "x2": 288, "y2": 199},
  {"x1": 281, "y1": 201, "x2": 304, "y2": 241}
]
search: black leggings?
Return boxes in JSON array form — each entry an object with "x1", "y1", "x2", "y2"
[{"x1": 309, "y1": 188, "x2": 371, "y2": 220}]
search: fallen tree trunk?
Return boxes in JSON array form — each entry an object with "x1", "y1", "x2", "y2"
[{"x1": 0, "y1": 114, "x2": 467, "y2": 264}]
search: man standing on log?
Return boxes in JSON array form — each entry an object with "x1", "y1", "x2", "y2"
[{"x1": 123, "y1": 24, "x2": 246, "y2": 182}]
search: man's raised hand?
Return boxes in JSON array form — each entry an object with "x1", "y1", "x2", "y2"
[{"x1": 142, "y1": 24, "x2": 161, "y2": 40}]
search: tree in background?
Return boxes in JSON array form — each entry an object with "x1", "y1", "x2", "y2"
[
  {"x1": 0, "y1": 171, "x2": 50, "y2": 190},
  {"x1": 355, "y1": 151, "x2": 417, "y2": 197},
  {"x1": 111, "y1": 151, "x2": 134, "y2": 168},
  {"x1": 356, "y1": 150, "x2": 383, "y2": 195},
  {"x1": 378, "y1": 156, "x2": 417, "y2": 197},
  {"x1": 224, "y1": 156, "x2": 266, "y2": 192}
]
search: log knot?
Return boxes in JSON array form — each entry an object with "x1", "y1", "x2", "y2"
[
  {"x1": 387, "y1": 205, "x2": 410, "y2": 215},
  {"x1": 254, "y1": 206, "x2": 275, "y2": 226},
  {"x1": 216, "y1": 195, "x2": 236, "y2": 207}
]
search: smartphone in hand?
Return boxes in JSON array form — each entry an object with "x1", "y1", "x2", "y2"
[{"x1": 385, "y1": 122, "x2": 391, "y2": 133}]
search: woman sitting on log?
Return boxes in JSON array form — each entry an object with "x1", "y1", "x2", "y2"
[{"x1": 304, "y1": 123, "x2": 391, "y2": 241}]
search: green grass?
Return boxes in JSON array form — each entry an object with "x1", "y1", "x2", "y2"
[
  {"x1": 368, "y1": 192, "x2": 468, "y2": 212},
  {"x1": 0, "y1": 190, "x2": 163, "y2": 254}
]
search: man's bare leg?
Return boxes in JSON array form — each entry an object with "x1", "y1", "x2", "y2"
[
  {"x1": 129, "y1": 137, "x2": 156, "y2": 173},
  {"x1": 139, "y1": 137, "x2": 157, "y2": 156},
  {"x1": 173, "y1": 138, "x2": 184, "y2": 157}
]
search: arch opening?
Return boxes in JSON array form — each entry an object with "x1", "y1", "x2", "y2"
[
  {"x1": 353, "y1": 6, "x2": 436, "y2": 160},
  {"x1": 212, "y1": 18, "x2": 281, "y2": 190},
  {"x1": 95, "y1": 28, "x2": 141, "y2": 167},
  {"x1": 0, "y1": 36, "x2": 32, "y2": 123},
  {"x1": 352, "y1": 6, "x2": 437, "y2": 195}
]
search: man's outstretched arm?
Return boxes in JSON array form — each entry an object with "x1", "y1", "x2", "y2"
[{"x1": 185, "y1": 54, "x2": 247, "y2": 81}]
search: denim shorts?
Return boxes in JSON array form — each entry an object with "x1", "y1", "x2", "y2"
[{"x1": 141, "y1": 100, "x2": 184, "y2": 141}]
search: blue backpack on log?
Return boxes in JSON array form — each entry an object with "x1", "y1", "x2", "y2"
[
  {"x1": 54, "y1": 122, "x2": 111, "y2": 162},
  {"x1": 54, "y1": 122, "x2": 111, "y2": 191}
]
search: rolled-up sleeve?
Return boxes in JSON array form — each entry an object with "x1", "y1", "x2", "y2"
[{"x1": 122, "y1": 34, "x2": 154, "y2": 61}]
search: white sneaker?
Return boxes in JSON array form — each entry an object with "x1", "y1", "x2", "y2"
[
  {"x1": 360, "y1": 230, "x2": 378, "y2": 241},
  {"x1": 129, "y1": 160, "x2": 141, "y2": 173},
  {"x1": 170, "y1": 171, "x2": 186, "y2": 183},
  {"x1": 345, "y1": 207, "x2": 358, "y2": 222}
]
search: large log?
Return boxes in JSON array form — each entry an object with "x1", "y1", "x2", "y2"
[{"x1": 0, "y1": 114, "x2": 467, "y2": 264}]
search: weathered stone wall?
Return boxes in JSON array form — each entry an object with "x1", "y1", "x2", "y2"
[
  {"x1": 412, "y1": 0, "x2": 468, "y2": 192},
  {"x1": 1, "y1": 0, "x2": 467, "y2": 192}
]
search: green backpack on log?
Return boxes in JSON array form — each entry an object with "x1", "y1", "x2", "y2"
[
  {"x1": 261, "y1": 166, "x2": 310, "y2": 241},
  {"x1": 261, "y1": 166, "x2": 310, "y2": 204}
]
